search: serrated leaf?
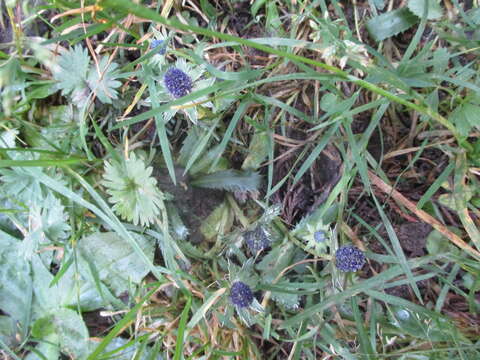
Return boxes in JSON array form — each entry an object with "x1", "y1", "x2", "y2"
[
  {"x1": 87, "y1": 56, "x2": 121, "y2": 104},
  {"x1": 192, "y1": 170, "x2": 261, "y2": 193},
  {"x1": 366, "y1": 8, "x2": 419, "y2": 42},
  {"x1": 54, "y1": 45, "x2": 89, "y2": 96},
  {"x1": 450, "y1": 103, "x2": 480, "y2": 137},
  {"x1": 102, "y1": 153, "x2": 165, "y2": 227},
  {"x1": 78, "y1": 231, "x2": 154, "y2": 295},
  {"x1": 407, "y1": 0, "x2": 443, "y2": 20}
]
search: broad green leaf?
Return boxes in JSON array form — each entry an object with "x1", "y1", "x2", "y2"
[
  {"x1": 256, "y1": 242, "x2": 294, "y2": 282},
  {"x1": 366, "y1": 8, "x2": 419, "y2": 42},
  {"x1": 0, "y1": 316, "x2": 17, "y2": 348},
  {"x1": 78, "y1": 232, "x2": 154, "y2": 295},
  {"x1": 0, "y1": 245, "x2": 32, "y2": 327},
  {"x1": 407, "y1": 0, "x2": 443, "y2": 20},
  {"x1": 241, "y1": 130, "x2": 269, "y2": 171},
  {"x1": 200, "y1": 201, "x2": 233, "y2": 240}
]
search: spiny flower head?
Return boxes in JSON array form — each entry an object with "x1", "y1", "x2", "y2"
[
  {"x1": 164, "y1": 67, "x2": 192, "y2": 98},
  {"x1": 335, "y1": 245, "x2": 366, "y2": 272},
  {"x1": 150, "y1": 39, "x2": 166, "y2": 55},
  {"x1": 314, "y1": 230, "x2": 327, "y2": 243},
  {"x1": 244, "y1": 226, "x2": 270, "y2": 252},
  {"x1": 230, "y1": 281, "x2": 254, "y2": 308}
]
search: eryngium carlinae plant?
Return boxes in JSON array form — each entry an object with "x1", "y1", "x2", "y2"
[
  {"x1": 237, "y1": 205, "x2": 281, "y2": 256},
  {"x1": 101, "y1": 152, "x2": 164, "y2": 227},
  {"x1": 222, "y1": 259, "x2": 263, "y2": 327},
  {"x1": 292, "y1": 205, "x2": 333, "y2": 255},
  {"x1": 143, "y1": 58, "x2": 215, "y2": 124},
  {"x1": 148, "y1": 27, "x2": 171, "y2": 66}
]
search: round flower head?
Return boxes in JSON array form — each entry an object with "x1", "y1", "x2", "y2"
[
  {"x1": 314, "y1": 230, "x2": 327, "y2": 243},
  {"x1": 244, "y1": 226, "x2": 270, "y2": 252},
  {"x1": 150, "y1": 39, "x2": 166, "y2": 55},
  {"x1": 335, "y1": 245, "x2": 366, "y2": 272},
  {"x1": 230, "y1": 281, "x2": 254, "y2": 308},
  {"x1": 163, "y1": 67, "x2": 193, "y2": 98}
]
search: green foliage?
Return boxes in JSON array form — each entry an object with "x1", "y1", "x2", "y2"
[
  {"x1": 53, "y1": 45, "x2": 121, "y2": 106},
  {"x1": 366, "y1": 8, "x2": 419, "y2": 42},
  {"x1": 407, "y1": 0, "x2": 443, "y2": 20},
  {"x1": 78, "y1": 231, "x2": 155, "y2": 295},
  {"x1": 2, "y1": 0, "x2": 480, "y2": 358},
  {"x1": 102, "y1": 153, "x2": 165, "y2": 226}
]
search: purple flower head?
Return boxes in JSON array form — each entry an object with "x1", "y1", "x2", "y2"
[
  {"x1": 244, "y1": 226, "x2": 270, "y2": 252},
  {"x1": 335, "y1": 245, "x2": 366, "y2": 272},
  {"x1": 314, "y1": 230, "x2": 327, "y2": 243},
  {"x1": 150, "y1": 39, "x2": 166, "y2": 55},
  {"x1": 164, "y1": 67, "x2": 192, "y2": 98},
  {"x1": 230, "y1": 281, "x2": 254, "y2": 308}
]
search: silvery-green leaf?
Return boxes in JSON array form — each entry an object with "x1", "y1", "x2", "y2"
[
  {"x1": 256, "y1": 243, "x2": 294, "y2": 282},
  {"x1": 78, "y1": 231, "x2": 154, "y2": 295},
  {"x1": 25, "y1": 332, "x2": 60, "y2": 360},
  {"x1": 0, "y1": 315, "x2": 18, "y2": 347},
  {"x1": 31, "y1": 254, "x2": 104, "y2": 313},
  {"x1": 0, "y1": 244, "x2": 32, "y2": 327},
  {"x1": 407, "y1": 0, "x2": 443, "y2": 20}
]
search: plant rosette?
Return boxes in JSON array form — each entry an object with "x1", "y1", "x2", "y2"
[{"x1": 145, "y1": 58, "x2": 215, "y2": 124}]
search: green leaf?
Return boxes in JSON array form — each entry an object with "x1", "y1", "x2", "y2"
[
  {"x1": 53, "y1": 45, "x2": 90, "y2": 97},
  {"x1": 192, "y1": 170, "x2": 261, "y2": 193},
  {"x1": 388, "y1": 305, "x2": 464, "y2": 342},
  {"x1": 366, "y1": 8, "x2": 419, "y2": 42},
  {"x1": 241, "y1": 130, "x2": 269, "y2": 171},
  {"x1": 102, "y1": 153, "x2": 165, "y2": 227},
  {"x1": 86, "y1": 56, "x2": 121, "y2": 104},
  {"x1": 270, "y1": 280, "x2": 300, "y2": 311},
  {"x1": 0, "y1": 245, "x2": 32, "y2": 327},
  {"x1": 450, "y1": 103, "x2": 480, "y2": 136},
  {"x1": 53, "y1": 308, "x2": 90, "y2": 359},
  {"x1": 256, "y1": 243, "x2": 294, "y2": 282},
  {"x1": 407, "y1": 0, "x2": 443, "y2": 20},
  {"x1": 200, "y1": 200, "x2": 233, "y2": 240},
  {"x1": 78, "y1": 232, "x2": 154, "y2": 296}
]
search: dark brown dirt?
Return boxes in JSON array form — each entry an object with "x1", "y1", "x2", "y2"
[{"x1": 154, "y1": 166, "x2": 224, "y2": 244}]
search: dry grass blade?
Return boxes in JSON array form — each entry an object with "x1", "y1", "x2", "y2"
[{"x1": 368, "y1": 171, "x2": 480, "y2": 260}]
